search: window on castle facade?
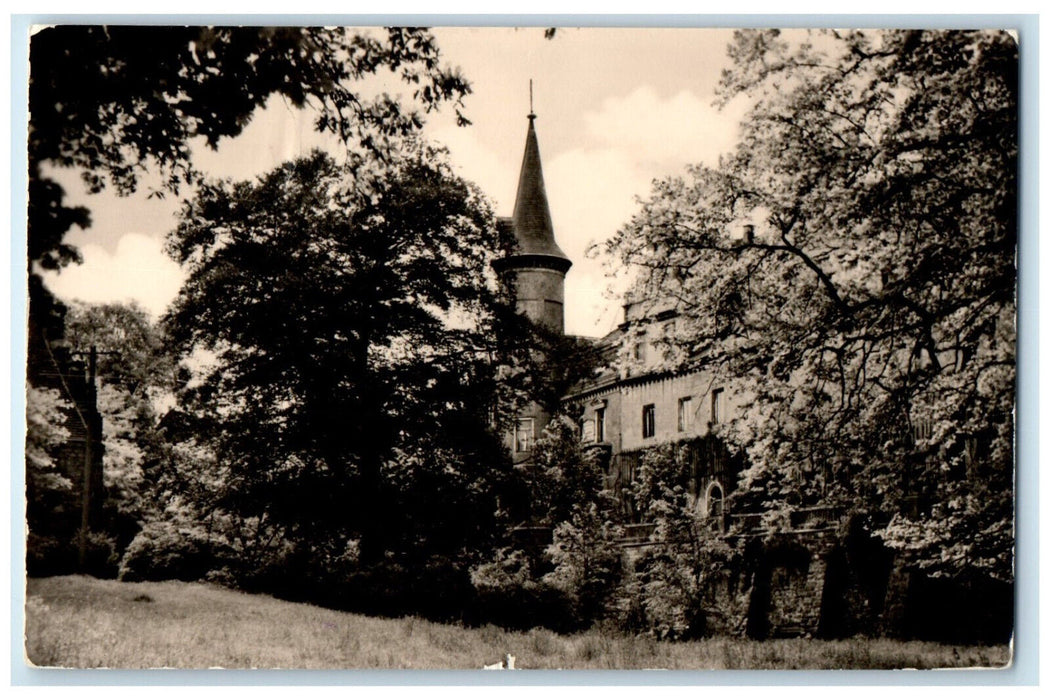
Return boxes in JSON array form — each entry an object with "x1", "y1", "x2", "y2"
[
  {"x1": 515, "y1": 418, "x2": 535, "y2": 453},
  {"x1": 633, "y1": 341, "x2": 647, "y2": 362},
  {"x1": 711, "y1": 388, "x2": 725, "y2": 425},
  {"x1": 707, "y1": 482, "x2": 725, "y2": 532},
  {"x1": 677, "y1": 396, "x2": 693, "y2": 432},
  {"x1": 642, "y1": 404, "x2": 655, "y2": 439},
  {"x1": 595, "y1": 407, "x2": 606, "y2": 442}
]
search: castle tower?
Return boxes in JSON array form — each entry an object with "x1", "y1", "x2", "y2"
[
  {"x1": 494, "y1": 112, "x2": 572, "y2": 333},
  {"x1": 495, "y1": 110, "x2": 572, "y2": 462}
]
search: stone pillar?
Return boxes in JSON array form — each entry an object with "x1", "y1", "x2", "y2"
[
  {"x1": 879, "y1": 561, "x2": 911, "y2": 638},
  {"x1": 798, "y1": 555, "x2": 827, "y2": 636}
]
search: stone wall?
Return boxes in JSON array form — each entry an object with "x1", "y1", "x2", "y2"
[
  {"x1": 734, "y1": 533, "x2": 834, "y2": 639},
  {"x1": 696, "y1": 525, "x2": 894, "y2": 640},
  {"x1": 515, "y1": 520, "x2": 1010, "y2": 643},
  {"x1": 708, "y1": 525, "x2": 1010, "y2": 643}
]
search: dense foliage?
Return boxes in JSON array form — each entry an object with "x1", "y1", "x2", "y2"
[
  {"x1": 25, "y1": 386, "x2": 78, "y2": 574},
  {"x1": 616, "y1": 446, "x2": 739, "y2": 639},
  {"x1": 470, "y1": 423, "x2": 742, "y2": 639},
  {"x1": 25, "y1": 386, "x2": 73, "y2": 494},
  {"x1": 24, "y1": 27, "x2": 1016, "y2": 644},
  {"x1": 470, "y1": 416, "x2": 622, "y2": 632},
  {"x1": 25, "y1": 302, "x2": 177, "y2": 575},
  {"x1": 161, "y1": 146, "x2": 522, "y2": 578},
  {"x1": 70, "y1": 304, "x2": 183, "y2": 569},
  {"x1": 602, "y1": 29, "x2": 1016, "y2": 583},
  {"x1": 26, "y1": 24, "x2": 478, "y2": 582},
  {"x1": 28, "y1": 25, "x2": 469, "y2": 273}
]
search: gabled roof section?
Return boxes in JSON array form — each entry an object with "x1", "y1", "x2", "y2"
[{"x1": 510, "y1": 115, "x2": 570, "y2": 263}]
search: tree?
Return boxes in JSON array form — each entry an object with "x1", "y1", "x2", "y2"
[
  {"x1": 25, "y1": 302, "x2": 178, "y2": 574},
  {"x1": 25, "y1": 24, "x2": 471, "y2": 383},
  {"x1": 603, "y1": 30, "x2": 1016, "y2": 583},
  {"x1": 26, "y1": 386, "x2": 73, "y2": 491},
  {"x1": 528, "y1": 417, "x2": 623, "y2": 599},
  {"x1": 613, "y1": 445, "x2": 738, "y2": 639},
  {"x1": 62, "y1": 303, "x2": 177, "y2": 552},
  {"x1": 24, "y1": 382, "x2": 84, "y2": 575},
  {"x1": 470, "y1": 415, "x2": 623, "y2": 631},
  {"x1": 24, "y1": 23, "x2": 475, "y2": 578},
  {"x1": 522, "y1": 415, "x2": 611, "y2": 526},
  {"x1": 543, "y1": 499, "x2": 624, "y2": 626},
  {"x1": 28, "y1": 25, "x2": 469, "y2": 271},
  {"x1": 64, "y1": 303, "x2": 177, "y2": 396},
  {"x1": 164, "y1": 146, "x2": 521, "y2": 568}
]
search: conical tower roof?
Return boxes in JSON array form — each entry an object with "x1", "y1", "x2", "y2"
[{"x1": 509, "y1": 114, "x2": 571, "y2": 265}]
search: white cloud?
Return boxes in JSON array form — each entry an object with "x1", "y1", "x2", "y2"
[
  {"x1": 540, "y1": 87, "x2": 749, "y2": 337},
  {"x1": 583, "y1": 86, "x2": 748, "y2": 169},
  {"x1": 429, "y1": 123, "x2": 516, "y2": 213},
  {"x1": 41, "y1": 233, "x2": 185, "y2": 319},
  {"x1": 189, "y1": 95, "x2": 344, "y2": 183},
  {"x1": 546, "y1": 147, "x2": 649, "y2": 337}
]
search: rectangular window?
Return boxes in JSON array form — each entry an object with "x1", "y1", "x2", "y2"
[
  {"x1": 642, "y1": 404, "x2": 656, "y2": 439},
  {"x1": 633, "y1": 341, "x2": 647, "y2": 362},
  {"x1": 595, "y1": 407, "x2": 606, "y2": 443},
  {"x1": 515, "y1": 418, "x2": 534, "y2": 453},
  {"x1": 677, "y1": 396, "x2": 693, "y2": 432},
  {"x1": 711, "y1": 388, "x2": 725, "y2": 425}
]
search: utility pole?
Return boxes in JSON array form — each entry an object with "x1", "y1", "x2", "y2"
[
  {"x1": 77, "y1": 346, "x2": 97, "y2": 569},
  {"x1": 70, "y1": 344, "x2": 117, "y2": 571}
]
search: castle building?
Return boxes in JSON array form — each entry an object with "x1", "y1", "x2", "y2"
[
  {"x1": 493, "y1": 111, "x2": 572, "y2": 464},
  {"x1": 565, "y1": 296, "x2": 740, "y2": 524},
  {"x1": 492, "y1": 110, "x2": 1011, "y2": 644},
  {"x1": 496, "y1": 111, "x2": 739, "y2": 517}
]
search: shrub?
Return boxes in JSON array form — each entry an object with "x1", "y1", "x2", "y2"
[
  {"x1": 118, "y1": 519, "x2": 215, "y2": 582},
  {"x1": 202, "y1": 566, "x2": 240, "y2": 588},
  {"x1": 542, "y1": 504, "x2": 623, "y2": 625},
  {"x1": 27, "y1": 530, "x2": 119, "y2": 578},
  {"x1": 325, "y1": 553, "x2": 478, "y2": 623},
  {"x1": 633, "y1": 550, "x2": 707, "y2": 640},
  {"x1": 26, "y1": 533, "x2": 75, "y2": 577},
  {"x1": 81, "y1": 530, "x2": 120, "y2": 578},
  {"x1": 470, "y1": 547, "x2": 577, "y2": 632},
  {"x1": 617, "y1": 444, "x2": 743, "y2": 640},
  {"x1": 606, "y1": 566, "x2": 647, "y2": 634}
]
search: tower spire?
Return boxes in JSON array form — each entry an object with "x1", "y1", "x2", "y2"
[
  {"x1": 529, "y1": 79, "x2": 534, "y2": 119},
  {"x1": 493, "y1": 101, "x2": 571, "y2": 338},
  {"x1": 508, "y1": 107, "x2": 569, "y2": 263}
]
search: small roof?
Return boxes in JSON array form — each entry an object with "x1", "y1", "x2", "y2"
[{"x1": 509, "y1": 114, "x2": 570, "y2": 262}]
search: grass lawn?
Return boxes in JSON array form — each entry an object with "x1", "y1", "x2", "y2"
[{"x1": 24, "y1": 575, "x2": 1011, "y2": 670}]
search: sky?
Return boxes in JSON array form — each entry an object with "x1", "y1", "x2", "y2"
[{"x1": 39, "y1": 26, "x2": 751, "y2": 338}]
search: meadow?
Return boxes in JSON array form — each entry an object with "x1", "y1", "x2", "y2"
[{"x1": 25, "y1": 575, "x2": 1011, "y2": 670}]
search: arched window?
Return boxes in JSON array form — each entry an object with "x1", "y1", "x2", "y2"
[{"x1": 706, "y1": 481, "x2": 725, "y2": 531}]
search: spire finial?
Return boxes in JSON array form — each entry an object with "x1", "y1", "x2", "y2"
[{"x1": 528, "y1": 79, "x2": 535, "y2": 121}]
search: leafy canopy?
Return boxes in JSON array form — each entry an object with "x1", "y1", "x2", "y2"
[
  {"x1": 164, "y1": 145, "x2": 521, "y2": 561},
  {"x1": 63, "y1": 303, "x2": 175, "y2": 540},
  {"x1": 603, "y1": 30, "x2": 1016, "y2": 581},
  {"x1": 28, "y1": 25, "x2": 470, "y2": 271}
]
